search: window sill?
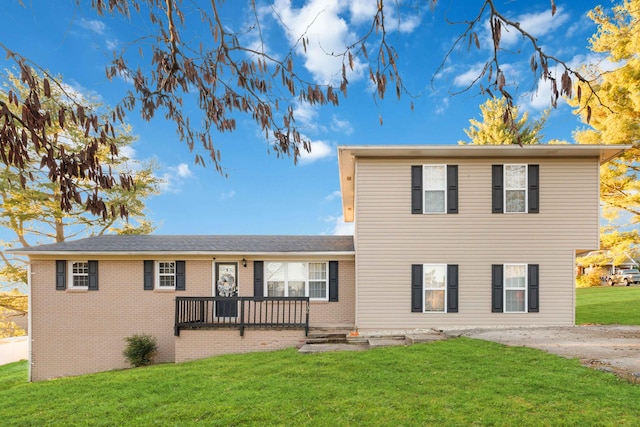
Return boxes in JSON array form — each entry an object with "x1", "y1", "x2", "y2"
[
  {"x1": 310, "y1": 300, "x2": 330, "y2": 304},
  {"x1": 154, "y1": 288, "x2": 176, "y2": 293},
  {"x1": 66, "y1": 287, "x2": 88, "y2": 293}
]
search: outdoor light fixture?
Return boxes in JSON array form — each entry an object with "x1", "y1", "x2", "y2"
[{"x1": 242, "y1": 258, "x2": 247, "y2": 267}]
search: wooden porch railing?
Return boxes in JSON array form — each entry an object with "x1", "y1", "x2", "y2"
[{"x1": 174, "y1": 296, "x2": 310, "y2": 337}]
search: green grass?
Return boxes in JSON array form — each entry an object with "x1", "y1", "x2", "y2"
[
  {"x1": 1, "y1": 338, "x2": 640, "y2": 426},
  {"x1": 2, "y1": 287, "x2": 639, "y2": 426},
  {"x1": 576, "y1": 286, "x2": 640, "y2": 325}
]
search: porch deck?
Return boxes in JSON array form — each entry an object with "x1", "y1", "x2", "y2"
[{"x1": 175, "y1": 296, "x2": 310, "y2": 336}]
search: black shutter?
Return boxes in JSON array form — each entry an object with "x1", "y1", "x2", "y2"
[
  {"x1": 528, "y1": 165, "x2": 539, "y2": 213},
  {"x1": 411, "y1": 264, "x2": 423, "y2": 312},
  {"x1": 56, "y1": 260, "x2": 66, "y2": 290},
  {"x1": 528, "y1": 264, "x2": 540, "y2": 312},
  {"x1": 447, "y1": 165, "x2": 458, "y2": 214},
  {"x1": 492, "y1": 165, "x2": 504, "y2": 213},
  {"x1": 492, "y1": 264, "x2": 503, "y2": 312},
  {"x1": 254, "y1": 261, "x2": 264, "y2": 297},
  {"x1": 447, "y1": 264, "x2": 459, "y2": 313},
  {"x1": 411, "y1": 165, "x2": 423, "y2": 214},
  {"x1": 88, "y1": 261, "x2": 99, "y2": 291},
  {"x1": 328, "y1": 261, "x2": 339, "y2": 302},
  {"x1": 175, "y1": 261, "x2": 186, "y2": 291},
  {"x1": 143, "y1": 260, "x2": 154, "y2": 290}
]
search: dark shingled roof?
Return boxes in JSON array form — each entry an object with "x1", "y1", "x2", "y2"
[{"x1": 12, "y1": 235, "x2": 355, "y2": 254}]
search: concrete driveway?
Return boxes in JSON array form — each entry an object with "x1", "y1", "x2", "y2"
[{"x1": 441, "y1": 325, "x2": 640, "y2": 381}]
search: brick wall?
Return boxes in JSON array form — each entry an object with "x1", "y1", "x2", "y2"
[
  {"x1": 175, "y1": 329, "x2": 306, "y2": 362},
  {"x1": 308, "y1": 260, "x2": 355, "y2": 327},
  {"x1": 29, "y1": 256, "x2": 355, "y2": 381}
]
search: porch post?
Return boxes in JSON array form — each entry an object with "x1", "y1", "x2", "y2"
[{"x1": 239, "y1": 297, "x2": 245, "y2": 337}]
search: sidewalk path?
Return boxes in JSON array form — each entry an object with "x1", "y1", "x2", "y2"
[{"x1": 0, "y1": 336, "x2": 28, "y2": 365}]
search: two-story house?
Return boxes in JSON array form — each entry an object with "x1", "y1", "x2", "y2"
[{"x1": 14, "y1": 144, "x2": 627, "y2": 381}]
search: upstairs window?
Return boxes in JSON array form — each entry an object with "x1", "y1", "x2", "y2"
[
  {"x1": 504, "y1": 165, "x2": 527, "y2": 213},
  {"x1": 412, "y1": 165, "x2": 458, "y2": 214},
  {"x1": 492, "y1": 164, "x2": 539, "y2": 214},
  {"x1": 423, "y1": 165, "x2": 447, "y2": 214}
]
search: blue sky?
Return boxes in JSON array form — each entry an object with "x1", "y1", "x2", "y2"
[{"x1": 0, "y1": 0, "x2": 608, "y2": 237}]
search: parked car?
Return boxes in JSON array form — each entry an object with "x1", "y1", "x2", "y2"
[{"x1": 608, "y1": 269, "x2": 640, "y2": 286}]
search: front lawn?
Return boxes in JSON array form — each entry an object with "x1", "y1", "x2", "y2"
[
  {"x1": 1, "y1": 338, "x2": 639, "y2": 426},
  {"x1": 576, "y1": 286, "x2": 640, "y2": 325}
]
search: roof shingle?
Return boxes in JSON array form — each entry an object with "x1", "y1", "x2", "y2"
[{"x1": 11, "y1": 235, "x2": 354, "y2": 254}]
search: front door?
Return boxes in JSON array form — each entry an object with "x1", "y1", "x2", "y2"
[{"x1": 215, "y1": 262, "x2": 238, "y2": 317}]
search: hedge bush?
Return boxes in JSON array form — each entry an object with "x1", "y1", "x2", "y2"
[{"x1": 123, "y1": 334, "x2": 158, "y2": 367}]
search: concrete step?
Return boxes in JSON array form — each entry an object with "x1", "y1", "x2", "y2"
[
  {"x1": 305, "y1": 337, "x2": 347, "y2": 344},
  {"x1": 368, "y1": 338, "x2": 408, "y2": 348},
  {"x1": 306, "y1": 332, "x2": 348, "y2": 339}
]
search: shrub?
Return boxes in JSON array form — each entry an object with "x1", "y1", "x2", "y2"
[
  {"x1": 123, "y1": 334, "x2": 158, "y2": 367},
  {"x1": 577, "y1": 268, "x2": 606, "y2": 288}
]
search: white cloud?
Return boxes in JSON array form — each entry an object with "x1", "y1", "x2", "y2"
[
  {"x1": 567, "y1": 52, "x2": 618, "y2": 73},
  {"x1": 331, "y1": 115, "x2": 354, "y2": 135},
  {"x1": 496, "y1": 8, "x2": 570, "y2": 48},
  {"x1": 118, "y1": 145, "x2": 136, "y2": 160},
  {"x1": 520, "y1": 52, "x2": 618, "y2": 113},
  {"x1": 325, "y1": 190, "x2": 341, "y2": 201},
  {"x1": 452, "y1": 62, "x2": 487, "y2": 88},
  {"x1": 348, "y1": 0, "x2": 377, "y2": 24},
  {"x1": 79, "y1": 18, "x2": 106, "y2": 35},
  {"x1": 158, "y1": 163, "x2": 193, "y2": 192},
  {"x1": 298, "y1": 138, "x2": 333, "y2": 164},
  {"x1": 106, "y1": 39, "x2": 118, "y2": 51},
  {"x1": 397, "y1": 14, "x2": 421, "y2": 33},
  {"x1": 293, "y1": 101, "x2": 323, "y2": 132},
  {"x1": 219, "y1": 190, "x2": 236, "y2": 200},
  {"x1": 435, "y1": 97, "x2": 449, "y2": 115},
  {"x1": 176, "y1": 163, "x2": 192, "y2": 178},
  {"x1": 326, "y1": 214, "x2": 354, "y2": 235},
  {"x1": 271, "y1": 0, "x2": 366, "y2": 85}
]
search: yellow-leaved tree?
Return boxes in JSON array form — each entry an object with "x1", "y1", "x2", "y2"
[
  {"x1": 0, "y1": 71, "x2": 160, "y2": 337},
  {"x1": 568, "y1": 0, "x2": 640, "y2": 264},
  {"x1": 459, "y1": 97, "x2": 550, "y2": 145}
]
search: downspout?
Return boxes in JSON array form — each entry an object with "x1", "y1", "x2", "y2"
[{"x1": 353, "y1": 159, "x2": 359, "y2": 333}]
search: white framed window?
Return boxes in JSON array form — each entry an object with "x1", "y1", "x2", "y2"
[
  {"x1": 504, "y1": 264, "x2": 527, "y2": 313},
  {"x1": 265, "y1": 262, "x2": 328, "y2": 301},
  {"x1": 423, "y1": 165, "x2": 447, "y2": 214},
  {"x1": 157, "y1": 261, "x2": 176, "y2": 289},
  {"x1": 69, "y1": 261, "x2": 89, "y2": 288},
  {"x1": 504, "y1": 164, "x2": 527, "y2": 213},
  {"x1": 423, "y1": 264, "x2": 447, "y2": 313}
]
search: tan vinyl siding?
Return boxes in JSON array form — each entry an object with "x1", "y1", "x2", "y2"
[{"x1": 354, "y1": 157, "x2": 599, "y2": 329}]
